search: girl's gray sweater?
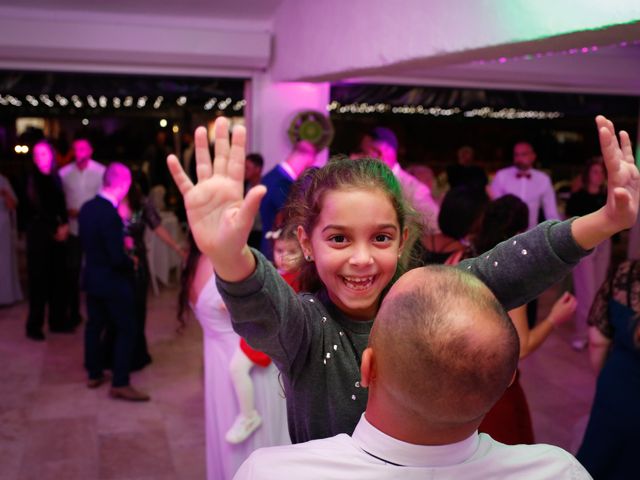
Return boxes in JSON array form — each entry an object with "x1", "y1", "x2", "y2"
[{"x1": 217, "y1": 219, "x2": 588, "y2": 444}]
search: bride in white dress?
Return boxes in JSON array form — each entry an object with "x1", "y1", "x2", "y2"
[{"x1": 183, "y1": 248, "x2": 290, "y2": 480}]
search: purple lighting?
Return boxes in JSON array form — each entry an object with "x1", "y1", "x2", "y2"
[{"x1": 476, "y1": 39, "x2": 638, "y2": 66}]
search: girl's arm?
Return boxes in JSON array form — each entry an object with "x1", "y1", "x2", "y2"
[
  {"x1": 588, "y1": 326, "x2": 612, "y2": 373},
  {"x1": 166, "y1": 118, "x2": 266, "y2": 283},
  {"x1": 169, "y1": 119, "x2": 312, "y2": 375},
  {"x1": 153, "y1": 224, "x2": 186, "y2": 259},
  {"x1": 216, "y1": 249, "x2": 315, "y2": 376},
  {"x1": 458, "y1": 115, "x2": 638, "y2": 310},
  {"x1": 510, "y1": 293, "x2": 576, "y2": 359}
]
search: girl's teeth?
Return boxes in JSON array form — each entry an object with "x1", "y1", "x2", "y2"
[{"x1": 343, "y1": 276, "x2": 373, "y2": 290}]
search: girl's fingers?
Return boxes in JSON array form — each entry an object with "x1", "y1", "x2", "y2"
[
  {"x1": 213, "y1": 117, "x2": 231, "y2": 177},
  {"x1": 194, "y1": 126, "x2": 213, "y2": 182},
  {"x1": 238, "y1": 185, "x2": 267, "y2": 230},
  {"x1": 167, "y1": 154, "x2": 193, "y2": 196},
  {"x1": 227, "y1": 124, "x2": 247, "y2": 185},
  {"x1": 619, "y1": 131, "x2": 634, "y2": 163}
]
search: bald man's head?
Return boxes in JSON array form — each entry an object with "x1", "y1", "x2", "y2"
[
  {"x1": 102, "y1": 162, "x2": 132, "y2": 204},
  {"x1": 369, "y1": 266, "x2": 519, "y2": 426}
]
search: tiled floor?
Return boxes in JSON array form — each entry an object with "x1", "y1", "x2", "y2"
[
  {"x1": 0, "y1": 287, "x2": 206, "y2": 480},
  {"x1": 0, "y1": 280, "x2": 597, "y2": 479}
]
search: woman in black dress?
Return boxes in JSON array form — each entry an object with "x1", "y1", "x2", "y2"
[{"x1": 24, "y1": 141, "x2": 70, "y2": 340}]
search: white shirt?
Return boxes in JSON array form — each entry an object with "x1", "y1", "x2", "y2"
[
  {"x1": 392, "y1": 163, "x2": 440, "y2": 234},
  {"x1": 234, "y1": 415, "x2": 591, "y2": 480},
  {"x1": 491, "y1": 166, "x2": 560, "y2": 230},
  {"x1": 59, "y1": 159, "x2": 106, "y2": 235}
]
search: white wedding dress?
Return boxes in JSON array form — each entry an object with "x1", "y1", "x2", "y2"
[{"x1": 191, "y1": 274, "x2": 290, "y2": 480}]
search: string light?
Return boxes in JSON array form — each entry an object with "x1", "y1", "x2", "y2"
[
  {"x1": 39, "y1": 94, "x2": 54, "y2": 107},
  {"x1": 81, "y1": 118, "x2": 89, "y2": 126},
  {"x1": 172, "y1": 125, "x2": 179, "y2": 133},
  {"x1": 0, "y1": 93, "x2": 245, "y2": 112},
  {"x1": 71, "y1": 95, "x2": 83, "y2": 108},
  {"x1": 472, "y1": 39, "x2": 640, "y2": 66},
  {"x1": 218, "y1": 97, "x2": 232, "y2": 110},
  {"x1": 159, "y1": 119, "x2": 168, "y2": 128},
  {"x1": 55, "y1": 94, "x2": 69, "y2": 107},
  {"x1": 328, "y1": 101, "x2": 562, "y2": 119},
  {"x1": 204, "y1": 97, "x2": 217, "y2": 110},
  {"x1": 14, "y1": 145, "x2": 29, "y2": 154}
]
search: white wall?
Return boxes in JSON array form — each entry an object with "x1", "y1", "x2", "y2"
[
  {"x1": 271, "y1": 0, "x2": 640, "y2": 81},
  {"x1": 0, "y1": 7, "x2": 271, "y2": 77}
]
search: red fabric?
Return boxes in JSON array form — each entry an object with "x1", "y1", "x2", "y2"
[
  {"x1": 479, "y1": 371, "x2": 534, "y2": 445},
  {"x1": 240, "y1": 338, "x2": 271, "y2": 367},
  {"x1": 237, "y1": 270, "x2": 300, "y2": 368},
  {"x1": 281, "y1": 270, "x2": 301, "y2": 293}
]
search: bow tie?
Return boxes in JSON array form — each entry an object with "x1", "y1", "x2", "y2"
[{"x1": 516, "y1": 171, "x2": 532, "y2": 179}]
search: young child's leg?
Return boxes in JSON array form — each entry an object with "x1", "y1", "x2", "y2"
[
  {"x1": 229, "y1": 347, "x2": 257, "y2": 417},
  {"x1": 226, "y1": 347, "x2": 262, "y2": 444}
]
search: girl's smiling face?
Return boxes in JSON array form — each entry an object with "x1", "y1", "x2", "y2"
[{"x1": 298, "y1": 188, "x2": 407, "y2": 320}]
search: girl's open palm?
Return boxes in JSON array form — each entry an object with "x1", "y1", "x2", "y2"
[
  {"x1": 166, "y1": 118, "x2": 266, "y2": 262},
  {"x1": 597, "y1": 115, "x2": 640, "y2": 231}
]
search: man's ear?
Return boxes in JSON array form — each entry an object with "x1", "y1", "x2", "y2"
[
  {"x1": 360, "y1": 347, "x2": 375, "y2": 388},
  {"x1": 297, "y1": 225, "x2": 313, "y2": 258}
]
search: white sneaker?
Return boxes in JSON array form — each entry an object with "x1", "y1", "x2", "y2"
[
  {"x1": 225, "y1": 411, "x2": 262, "y2": 444},
  {"x1": 571, "y1": 338, "x2": 588, "y2": 351}
]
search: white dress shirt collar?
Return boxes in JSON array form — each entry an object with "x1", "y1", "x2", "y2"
[
  {"x1": 279, "y1": 161, "x2": 297, "y2": 181},
  {"x1": 352, "y1": 414, "x2": 479, "y2": 468}
]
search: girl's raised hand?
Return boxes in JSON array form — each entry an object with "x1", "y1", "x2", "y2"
[
  {"x1": 167, "y1": 118, "x2": 266, "y2": 278},
  {"x1": 597, "y1": 115, "x2": 640, "y2": 231}
]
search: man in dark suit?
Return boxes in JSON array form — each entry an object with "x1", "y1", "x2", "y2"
[
  {"x1": 79, "y1": 162, "x2": 149, "y2": 401},
  {"x1": 259, "y1": 141, "x2": 316, "y2": 260}
]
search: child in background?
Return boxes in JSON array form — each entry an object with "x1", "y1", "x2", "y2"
[
  {"x1": 168, "y1": 115, "x2": 639, "y2": 443},
  {"x1": 226, "y1": 223, "x2": 302, "y2": 443}
]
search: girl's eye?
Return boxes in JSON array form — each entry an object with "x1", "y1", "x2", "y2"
[
  {"x1": 328, "y1": 234, "x2": 347, "y2": 243},
  {"x1": 374, "y1": 234, "x2": 393, "y2": 243}
]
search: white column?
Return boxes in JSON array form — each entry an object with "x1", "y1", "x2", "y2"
[{"x1": 244, "y1": 74, "x2": 330, "y2": 171}]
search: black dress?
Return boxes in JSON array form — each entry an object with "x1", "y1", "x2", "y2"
[
  {"x1": 24, "y1": 170, "x2": 70, "y2": 335},
  {"x1": 577, "y1": 261, "x2": 640, "y2": 479}
]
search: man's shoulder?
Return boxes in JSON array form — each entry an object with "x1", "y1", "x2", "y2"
[
  {"x1": 262, "y1": 165, "x2": 289, "y2": 183},
  {"x1": 531, "y1": 168, "x2": 552, "y2": 180},
  {"x1": 79, "y1": 195, "x2": 101, "y2": 213},
  {"x1": 59, "y1": 162, "x2": 74, "y2": 178},
  {"x1": 477, "y1": 436, "x2": 590, "y2": 478},
  {"x1": 236, "y1": 435, "x2": 353, "y2": 478},
  {"x1": 494, "y1": 166, "x2": 515, "y2": 176},
  {"x1": 88, "y1": 159, "x2": 106, "y2": 174}
]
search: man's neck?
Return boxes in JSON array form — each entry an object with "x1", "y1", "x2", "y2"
[
  {"x1": 98, "y1": 189, "x2": 119, "y2": 207},
  {"x1": 365, "y1": 397, "x2": 479, "y2": 446},
  {"x1": 76, "y1": 159, "x2": 90, "y2": 171}
]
